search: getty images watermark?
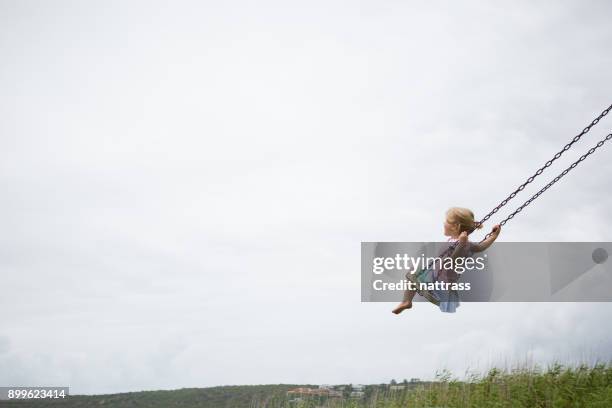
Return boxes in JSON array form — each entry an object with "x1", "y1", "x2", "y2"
[
  {"x1": 361, "y1": 242, "x2": 612, "y2": 302},
  {"x1": 371, "y1": 253, "x2": 486, "y2": 292}
]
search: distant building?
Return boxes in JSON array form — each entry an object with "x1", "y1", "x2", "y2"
[
  {"x1": 350, "y1": 391, "x2": 365, "y2": 398},
  {"x1": 287, "y1": 388, "x2": 341, "y2": 398},
  {"x1": 288, "y1": 397, "x2": 303, "y2": 403},
  {"x1": 352, "y1": 384, "x2": 366, "y2": 391},
  {"x1": 390, "y1": 385, "x2": 406, "y2": 391},
  {"x1": 410, "y1": 378, "x2": 421, "y2": 383}
]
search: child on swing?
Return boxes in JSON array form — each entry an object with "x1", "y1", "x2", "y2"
[{"x1": 392, "y1": 207, "x2": 501, "y2": 314}]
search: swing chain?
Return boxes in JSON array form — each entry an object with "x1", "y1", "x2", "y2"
[
  {"x1": 481, "y1": 132, "x2": 612, "y2": 241},
  {"x1": 478, "y1": 104, "x2": 612, "y2": 226}
]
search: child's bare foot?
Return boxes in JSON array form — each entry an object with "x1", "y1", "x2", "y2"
[{"x1": 392, "y1": 301, "x2": 412, "y2": 314}]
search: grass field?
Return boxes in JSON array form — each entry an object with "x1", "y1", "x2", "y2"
[
  {"x1": 351, "y1": 363, "x2": 612, "y2": 408},
  {"x1": 2, "y1": 362, "x2": 611, "y2": 407}
]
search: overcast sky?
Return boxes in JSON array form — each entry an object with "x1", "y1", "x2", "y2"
[{"x1": 1, "y1": 0, "x2": 612, "y2": 396}]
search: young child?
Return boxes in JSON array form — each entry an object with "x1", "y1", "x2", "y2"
[{"x1": 392, "y1": 207, "x2": 501, "y2": 314}]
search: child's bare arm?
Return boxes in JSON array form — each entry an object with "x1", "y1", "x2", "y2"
[{"x1": 471, "y1": 224, "x2": 501, "y2": 252}]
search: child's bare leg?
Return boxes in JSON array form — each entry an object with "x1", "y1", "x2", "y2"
[{"x1": 392, "y1": 289, "x2": 416, "y2": 314}]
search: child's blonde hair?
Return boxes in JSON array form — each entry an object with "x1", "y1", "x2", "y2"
[{"x1": 446, "y1": 207, "x2": 483, "y2": 233}]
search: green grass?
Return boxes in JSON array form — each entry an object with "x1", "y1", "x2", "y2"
[
  {"x1": 357, "y1": 362, "x2": 612, "y2": 408},
  {"x1": 286, "y1": 363, "x2": 612, "y2": 408}
]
